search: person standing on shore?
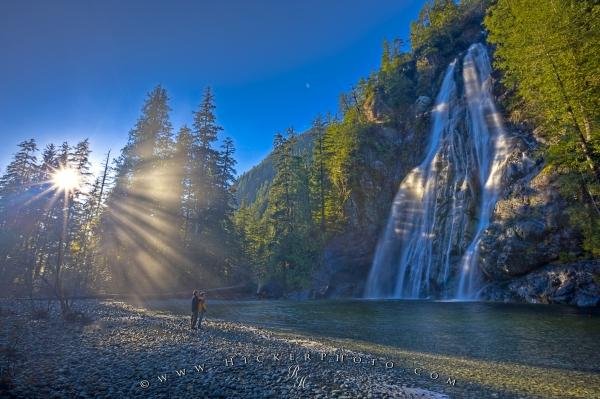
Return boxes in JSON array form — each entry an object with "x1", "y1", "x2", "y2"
[
  {"x1": 197, "y1": 292, "x2": 207, "y2": 329},
  {"x1": 191, "y1": 290, "x2": 200, "y2": 330}
]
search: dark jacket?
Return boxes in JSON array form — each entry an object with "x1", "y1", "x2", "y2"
[{"x1": 192, "y1": 296, "x2": 199, "y2": 312}]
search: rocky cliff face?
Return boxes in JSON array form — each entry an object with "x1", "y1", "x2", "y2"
[
  {"x1": 479, "y1": 153, "x2": 582, "y2": 280},
  {"x1": 474, "y1": 128, "x2": 600, "y2": 306}
]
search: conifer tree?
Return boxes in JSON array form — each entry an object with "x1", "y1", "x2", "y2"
[
  {"x1": 173, "y1": 125, "x2": 195, "y2": 245},
  {"x1": 192, "y1": 86, "x2": 222, "y2": 234},
  {"x1": 310, "y1": 116, "x2": 328, "y2": 233},
  {"x1": 0, "y1": 139, "x2": 39, "y2": 293},
  {"x1": 103, "y1": 85, "x2": 176, "y2": 293},
  {"x1": 216, "y1": 136, "x2": 237, "y2": 227}
]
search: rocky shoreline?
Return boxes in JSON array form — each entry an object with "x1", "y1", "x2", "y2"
[
  {"x1": 1, "y1": 299, "x2": 598, "y2": 398},
  {"x1": 0, "y1": 299, "x2": 456, "y2": 398}
]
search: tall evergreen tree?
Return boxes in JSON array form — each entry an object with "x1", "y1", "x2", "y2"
[
  {"x1": 219, "y1": 137, "x2": 237, "y2": 190},
  {"x1": 191, "y1": 86, "x2": 222, "y2": 234},
  {"x1": 261, "y1": 128, "x2": 315, "y2": 288},
  {"x1": 173, "y1": 125, "x2": 196, "y2": 246},
  {"x1": 103, "y1": 85, "x2": 177, "y2": 293},
  {"x1": 0, "y1": 139, "x2": 38, "y2": 214},
  {"x1": 310, "y1": 116, "x2": 328, "y2": 233},
  {"x1": 0, "y1": 139, "x2": 39, "y2": 293},
  {"x1": 215, "y1": 136, "x2": 237, "y2": 228}
]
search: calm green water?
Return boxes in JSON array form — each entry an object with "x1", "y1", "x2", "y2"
[{"x1": 148, "y1": 299, "x2": 600, "y2": 373}]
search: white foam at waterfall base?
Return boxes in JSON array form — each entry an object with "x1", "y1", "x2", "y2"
[{"x1": 365, "y1": 43, "x2": 511, "y2": 300}]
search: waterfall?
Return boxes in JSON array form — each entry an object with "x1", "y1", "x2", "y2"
[
  {"x1": 455, "y1": 44, "x2": 510, "y2": 299},
  {"x1": 364, "y1": 43, "x2": 510, "y2": 300}
]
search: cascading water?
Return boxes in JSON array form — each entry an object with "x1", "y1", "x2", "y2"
[
  {"x1": 455, "y1": 44, "x2": 510, "y2": 299},
  {"x1": 364, "y1": 43, "x2": 510, "y2": 299}
]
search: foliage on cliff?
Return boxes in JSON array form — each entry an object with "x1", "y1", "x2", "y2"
[{"x1": 485, "y1": 0, "x2": 600, "y2": 255}]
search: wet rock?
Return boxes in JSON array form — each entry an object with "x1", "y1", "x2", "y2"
[
  {"x1": 480, "y1": 260, "x2": 600, "y2": 306},
  {"x1": 480, "y1": 169, "x2": 582, "y2": 280}
]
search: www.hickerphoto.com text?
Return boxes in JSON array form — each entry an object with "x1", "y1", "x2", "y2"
[{"x1": 139, "y1": 351, "x2": 457, "y2": 390}]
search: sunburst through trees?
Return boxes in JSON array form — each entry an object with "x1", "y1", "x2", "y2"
[
  {"x1": 0, "y1": 86, "x2": 242, "y2": 305},
  {"x1": 102, "y1": 85, "x2": 241, "y2": 295}
]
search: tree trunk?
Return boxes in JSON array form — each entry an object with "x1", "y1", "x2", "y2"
[{"x1": 542, "y1": 45, "x2": 600, "y2": 181}]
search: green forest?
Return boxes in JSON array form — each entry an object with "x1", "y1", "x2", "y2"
[{"x1": 1, "y1": 0, "x2": 598, "y2": 312}]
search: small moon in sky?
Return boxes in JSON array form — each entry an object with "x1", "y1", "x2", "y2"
[{"x1": 305, "y1": 83, "x2": 310, "y2": 89}]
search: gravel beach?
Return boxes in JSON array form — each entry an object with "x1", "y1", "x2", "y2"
[
  {"x1": 0, "y1": 299, "x2": 597, "y2": 398},
  {"x1": 0, "y1": 299, "x2": 453, "y2": 398}
]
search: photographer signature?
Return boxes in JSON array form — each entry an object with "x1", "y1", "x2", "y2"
[{"x1": 287, "y1": 364, "x2": 308, "y2": 389}]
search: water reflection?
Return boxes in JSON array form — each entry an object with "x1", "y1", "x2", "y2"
[{"x1": 147, "y1": 299, "x2": 600, "y2": 374}]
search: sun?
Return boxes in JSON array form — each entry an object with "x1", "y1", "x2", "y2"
[{"x1": 52, "y1": 167, "x2": 81, "y2": 192}]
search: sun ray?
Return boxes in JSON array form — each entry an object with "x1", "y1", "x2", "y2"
[{"x1": 52, "y1": 167, "x2": 81, "y2": 194}]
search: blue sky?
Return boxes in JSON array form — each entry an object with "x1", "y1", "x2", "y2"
[{"x1": 0, "y1": 0, "x2": 425, "y2": 175}]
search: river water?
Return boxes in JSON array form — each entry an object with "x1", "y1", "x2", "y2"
[{"x1": 147, "y1": 299, "x2": 600, "y2": 374}]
